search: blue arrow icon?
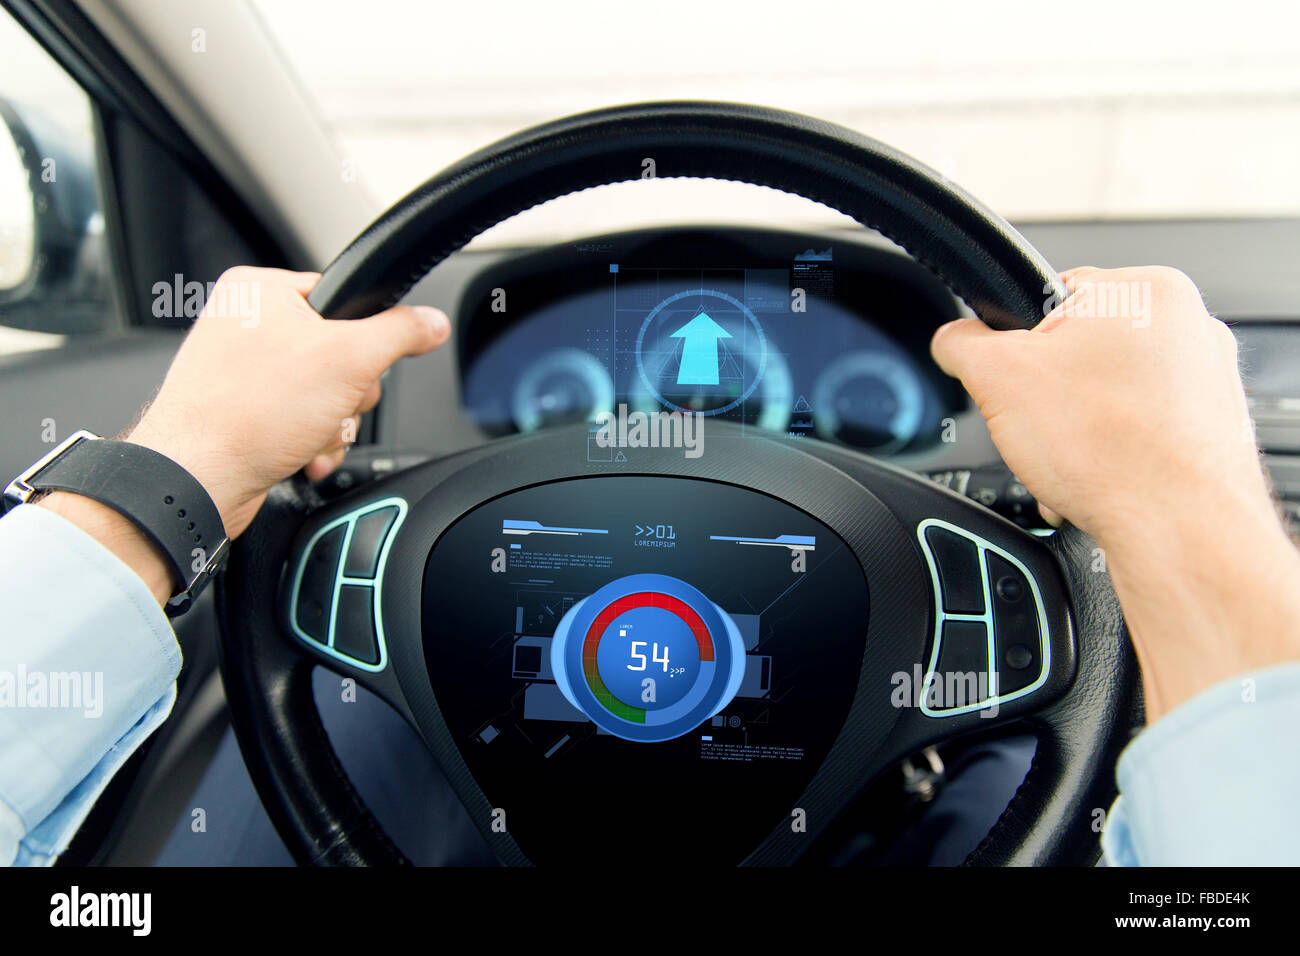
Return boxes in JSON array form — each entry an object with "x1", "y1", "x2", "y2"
[{"x1": 670, "y1": 312, "x2": 732, "y2": 386}]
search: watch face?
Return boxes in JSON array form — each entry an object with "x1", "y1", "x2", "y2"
[
  {"x1": 5, "y1": 430, "x2": 99, "y2": 509},
  {"x1": 422, "y1": 474, "x2": 869, "y2": 865}
]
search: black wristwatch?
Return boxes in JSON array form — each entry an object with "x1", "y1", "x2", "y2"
[{"x1": 2, "y1": 430, "x2": 229, "y2": 617}]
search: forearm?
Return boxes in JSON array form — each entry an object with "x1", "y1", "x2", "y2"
[
  {"x1": 0, "y1": 505, "x2": 181, "y2": 864},
  {"x1": 1099, "y1": 491, "x2": 1300, "y2": 722}
]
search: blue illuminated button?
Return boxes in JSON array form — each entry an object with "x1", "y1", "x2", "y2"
[{"x1": 550, "y1": 573, "x2": 746, "y2": 743}]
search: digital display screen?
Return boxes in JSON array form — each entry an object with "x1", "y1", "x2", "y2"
[
  {"x1": 422, "y1": 475, "x2": 869, "y2": 864},
  {"x1": 461, "y1": 252, "x2": 949, "y2": 453}
]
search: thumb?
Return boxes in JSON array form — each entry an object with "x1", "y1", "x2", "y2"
[
  {"x1": 930, "y1": 317, "x2": 1006, "y2": 383},
  {"x1": 340, "y1": 304, "x2": 451, "y2": 373}
]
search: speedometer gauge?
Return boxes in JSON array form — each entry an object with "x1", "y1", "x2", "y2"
[
  {"x1": 812, "y1": 350, "x2": 925, "y2": 452},
  {"x1": 510, "y1": 348, "x2": 615, "y2": 433}
]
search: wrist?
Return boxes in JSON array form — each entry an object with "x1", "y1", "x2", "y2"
[
  {"x1": 126, "y1": 415, "x2": 243, "y2": 537},
  {"x1": 1100, "y1": 493, "x2": 1300, "y2": 721},
  {"x1": 35, "y1": 491, "x2": 175, "y2": 606}
]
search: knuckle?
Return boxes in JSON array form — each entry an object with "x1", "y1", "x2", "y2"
[
  {"x1": 1212, "y1": 317, "x2": 1239, "y2": 353},
  {"x1": 1145, "y1": 265, "x2": 1196, "y2": 297},
  {"x1": 993, "y1": 328, "x2": 1037, "y2": 361},
  {"x1": 216, "y1": 265, "x2": 257, "y2": 288}
]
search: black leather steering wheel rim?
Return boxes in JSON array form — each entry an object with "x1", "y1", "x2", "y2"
[
  {"x1": 218, "y1": 101, "x2": 1140, "y2": 866},
  {"x1": 306, "y1": 101, "x2": 1066, "y2": 327}
]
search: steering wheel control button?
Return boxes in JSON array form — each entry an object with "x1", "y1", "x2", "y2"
[
  {"x1": 1005, "y1": 643, "x2": 1034, "y2": 671},
  {"x1": 287, "y1": 497, "x2": 408, "y2": 672},
  {"x1": 917, "y1": 518, "x2": 1051, "y2": 716},
  {"x1": 550, "y1": 573, "x2": 746, "y2": 742},
  {"x1": 995, "y1": 574, "x2": 1023, "y2": 602},
  {"x1": 933, "y1": 620, "x2": 991, "y2": 708},
  {"x1": 334, "y1": 584, "x2": 380, "y2": 665},
  {"x1": 922, "y1": 526, "x2": 985, "y2": 614},
  {"x1": 295, "y1": 525, "x2": 346, "y2": 642},
  {"x1": 988, "y1": 552, "x2": 1043, "y2": 694},
  {"x1": 343, "y1": 505, "x2": 399, "y2": 578}
]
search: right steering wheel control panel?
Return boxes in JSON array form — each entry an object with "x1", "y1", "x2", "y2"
[{"x1": 916, "y1": 518, "x2": 1050, "y2": 716}]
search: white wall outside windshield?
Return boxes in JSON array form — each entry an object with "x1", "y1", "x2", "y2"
[{"x1": 253, "y1": 0, "x2": 1300, "y2": 245}]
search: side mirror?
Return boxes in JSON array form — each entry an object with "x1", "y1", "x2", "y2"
[{"x1": 0, "y1": 96, "x2": 100, "y2": 317}]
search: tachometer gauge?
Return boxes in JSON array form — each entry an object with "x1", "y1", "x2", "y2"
[
  {"x1": 812, "y1": 350, "x2": 925, "y2": 452},
  {"x1": 510, "y1": 348, "x2": 615, "y2": 433}
]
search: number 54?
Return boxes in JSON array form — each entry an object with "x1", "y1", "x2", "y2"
[{"x1": 627, "y1": 641, "x2": 670, "y2": 672}]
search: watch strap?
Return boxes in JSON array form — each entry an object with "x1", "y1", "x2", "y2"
[{"x1": 3, "y1": 431, "x2": 229, "y2": 616}]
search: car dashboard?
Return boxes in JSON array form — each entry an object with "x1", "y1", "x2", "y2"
[
  {"x1": 359, "y1": 220, "x2": 1300, "y2": 538},
  {"x1": 455, "y1": 228, "x2": 968, "y2": 457}
]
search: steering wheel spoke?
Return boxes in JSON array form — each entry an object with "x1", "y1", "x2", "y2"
[
  {"x1": 281, "y1": 494, "x2": 407, "y2": 680},
  {"x1": 823, "y1": 445, "x2": 1078, "y2": 732}
]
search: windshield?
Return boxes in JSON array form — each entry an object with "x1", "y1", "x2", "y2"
[{"x1": 253, "y1": 0, "x2": 1300, "y2": 242}]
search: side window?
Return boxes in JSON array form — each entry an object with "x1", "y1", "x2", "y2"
[{"x1": 0, "y1": 9, "x2": 117, "y2": 351}]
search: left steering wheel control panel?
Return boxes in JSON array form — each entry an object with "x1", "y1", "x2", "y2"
[{"x1": 287, "y1": 497, "x2": 407, "y2": 672}]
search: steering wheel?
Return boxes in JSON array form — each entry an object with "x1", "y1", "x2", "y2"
[{"x1": 217, "y1": 102, "x2": 1142, "y2": 866}]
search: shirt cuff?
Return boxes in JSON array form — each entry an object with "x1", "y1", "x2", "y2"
[
  {"x1": 0, "y1": 503, "x2": 181, "y2": 865},
  {"x1": 1102, "y1": 660, "x2": 1300, "y2": 866}
]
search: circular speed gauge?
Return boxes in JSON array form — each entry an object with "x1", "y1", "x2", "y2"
[
  {"x1": 812, "y1": 350, "x2": 926, "y2": 452},
  {"x1": 510, "y1": 347, "x2": 615, "y2": 434}
]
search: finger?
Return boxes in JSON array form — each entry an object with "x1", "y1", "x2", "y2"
[
  {"x1": 304, "y1": 446, "x2": 348, "y2": 482},
  {"x1": 1039, "y1": 267, "x2": 1108, "y2": 333},
  {"x1": 1059, "y1": 266, "x2": 1102, "y2": 289},
  {"x1": 338, "y1": 415, "x2": 362, "y2": 451},
  {"x1": 224, "y1": 267, "x2": 321, "y2": 298},
  {"x1": 1038, "y1": 503, "x2": 1065, "y2": 528},
  {"x1": 280, "y1": 270, "x2": 324, "y2": 296},
  {"x1": 313, "y1": 416, "x2": 362, "y2": 457},
  {"x1": 337, "y1": 305, "x2": 450, "y2": 373},
  {"x1": 930, "y1": 317, "x2": 1007, "y2": 381},
  {"x1": 340, "y1": 414, "x2": 361, "y2": 448},
  {"x1": 357, "y1": 379, "x2": 382, "y2": 416}
]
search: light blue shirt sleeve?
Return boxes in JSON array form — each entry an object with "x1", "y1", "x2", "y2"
[
  {"x1": 0, "y1": 503, "x2": 180, "y2": 867},
  {"x1": 1102, "y1": 659, "x2": 1300, "y2": 865}
]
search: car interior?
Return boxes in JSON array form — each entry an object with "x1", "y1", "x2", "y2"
[{"x1": 1, "y1": 0, "x2": 1299, "y2": 868}]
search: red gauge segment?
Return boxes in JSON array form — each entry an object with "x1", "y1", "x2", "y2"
[{"x1": 582, "y1": 591, "x2": 714, "y2": 663}]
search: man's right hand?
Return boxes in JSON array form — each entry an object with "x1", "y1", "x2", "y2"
[
  {"x1": 930, "y1": 266, "x2": 1300, "y2": 721},
  {"x1": 931, "y1": 266, "x2": 1266, "y2": 545}
]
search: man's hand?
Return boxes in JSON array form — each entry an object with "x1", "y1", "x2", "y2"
[
  {"x1": 42, "y1": 268, "x2": 448, "y2": 605},
  {"x1": 931, "y1": 266, "x2": 1300, "y2": 720},
  {"x1": 126, "y1": 267, "x2": 449, "y2": 540},
  {"x1": 931, "y1": 266, "x2": 1266, "y2": 543}
]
